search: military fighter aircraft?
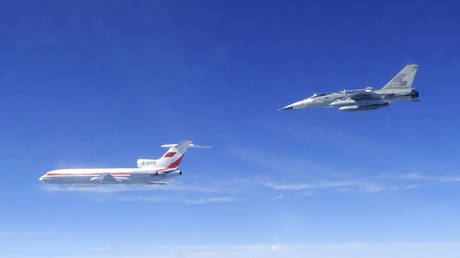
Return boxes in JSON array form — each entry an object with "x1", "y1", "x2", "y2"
[
  {"x1": 39, "y1": 140, "x2": 210, "y2": 185},
  {"x1": 280, "y1": 64, "x2": 419, "y2": 111}
]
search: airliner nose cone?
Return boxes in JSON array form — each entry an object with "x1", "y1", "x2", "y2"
[{"x1": 39, "y1": 174, "x2": 48, "y2": 181}]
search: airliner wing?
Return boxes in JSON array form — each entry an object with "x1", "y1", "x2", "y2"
[{"x1": 90, "y1": 173, "x2": 118, "y2": 184}]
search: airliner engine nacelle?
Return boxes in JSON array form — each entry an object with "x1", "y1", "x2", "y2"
[{"x1": 137, "y1": 159, "x2": 157, "y2": 168}]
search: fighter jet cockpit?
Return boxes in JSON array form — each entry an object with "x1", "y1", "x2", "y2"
[{"x1": 310, "y1": 93, "x2": 326, "y2": 98}]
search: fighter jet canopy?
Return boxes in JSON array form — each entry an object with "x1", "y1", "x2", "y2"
[{"x1": 311, "y1": 93, "x2": 326, "y2": 98}]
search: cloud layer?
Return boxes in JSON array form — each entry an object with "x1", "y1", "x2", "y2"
[{"x1": 9, "y1": 241, "x2": 460, "y2": 258}]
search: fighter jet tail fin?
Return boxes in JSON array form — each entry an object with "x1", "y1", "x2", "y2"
[
  {"x1": 156, "y1": 140, "x2": 210, "y2": 169},
  {"x1": 381, "y1": 64, "x2": 418, "y2": 91}
]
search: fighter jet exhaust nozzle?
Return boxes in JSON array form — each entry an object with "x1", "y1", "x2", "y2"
[{"x1": 410, "y1": 89, "x2": 420, "y2": 101}]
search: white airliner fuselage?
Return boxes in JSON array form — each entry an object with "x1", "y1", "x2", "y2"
[
  {"x1": 39, "y1": 167, "x2": 182, "y2": 184},
  {"x1": 39, "y1": 140, "x2": 208, "y2": 185}
]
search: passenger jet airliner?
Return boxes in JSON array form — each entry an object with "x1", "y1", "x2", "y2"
[{"x1": 39, "y1": 140, "x2": 209, "y2": 184}]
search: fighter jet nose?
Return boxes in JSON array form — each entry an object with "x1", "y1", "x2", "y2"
[
  {"x1": 279, "y1": 106, "x2": 294, "y2": 111},
  {"x1": 279, "y1": 99, "x2": 310, "y2": 111}
]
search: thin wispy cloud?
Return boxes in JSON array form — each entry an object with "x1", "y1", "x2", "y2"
[
  {"x1": 0, "y1": 231, "x2": 55, "y2": 237},
  {"x1": 116, "y1": 195, "x2": 237, "y2": 205},
  {"x1": 183, "y1": 196, "x2": 237, "y2": 204},
  {"x1": 230, "y1": 147, "x2": 460, "y2": 196},
  {"x1": 12, "y1": 241, "x2": 460, "y2": 258},
  {"x1": 40, "y1": 183, "x2": 227, "y2": 193},
  {"x1": 262, "y1": 180, "x2": 404, "y2": 193},
  {"x1": 39, "y1": 182, "x2": 240, "y2": 204},
  {"x1": 39, "y1": 182, "x2": 239, "y2": 205},
  {"x1": 399, "y1": 173, "x2": 460, "y2": 182},
  {"x1": 260, "y1": 172, "x2": 460, "y2": 194},
  {"x1": 228, "y1": 148, "x2": 347, "y2": 177}
]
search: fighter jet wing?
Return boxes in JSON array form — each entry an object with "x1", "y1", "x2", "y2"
[
  {"x1": 90, "y1": 173, "x2": 118, "y2": 184},
  {"x1": 349, "y1": 91, "x2": 383, "y2": 101}
]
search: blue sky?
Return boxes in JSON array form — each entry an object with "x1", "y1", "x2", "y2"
[{"x1": 1, "y1": 0, "x2": 460, "y2": 257}]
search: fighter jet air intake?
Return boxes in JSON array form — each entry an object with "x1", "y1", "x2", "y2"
[
  {"x1": 280, "y1": 64, "x2": 419, "y2": 111},
  {"x1": 39, "y1": 140, "x2": 210, "y2": 185}
]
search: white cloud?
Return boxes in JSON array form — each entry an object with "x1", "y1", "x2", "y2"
[
  {"x1": 402, "y1": 184, "x2": 421, "y2": 190},
  {"x1": 228, "y1": 147, "x2": 426, "y2": 195},
  {"x1": 275, "y1": 194, "x2": 285, "y2": 199},
  {"x1": 40, "y1": 183, "x2": 239, "y2": 204},
  {"x1": 228, "y1": 148, "x2": 345, "y2": 177},
  {"x1": 228, "y1": 146, "x2": 460, "y2": 197},
  {"x1": 39, "y1": 183, "x2": 227, "y2": 193},
  {"x1": 296, "y1": 191, "x2": 313, "y2": 197},
  {"x1": 263, "y1": 180, "x2": 394, "y2": 193},
  {"x1": 116, "y1": 195, "x2": 237, "y2": 205},
  {"x1": 0, "y1": 231, "x2": 55, "y2": 237},
  {"x1": 183, "y1": 196, "x2": 236, "y2": 204},
  {"x1": 13, "y1": 242, "x2": 460, "y2": 258},
  {"x1": 399, "y1": 173, "x2": 460, "y2": 182},
  {"x1": 262, "y1": 179, "x2": 426, "y2": 194}
]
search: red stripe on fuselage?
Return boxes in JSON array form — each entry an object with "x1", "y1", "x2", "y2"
[{"x1": 45, "y1": 172, "x2": 131, "y2": 176}]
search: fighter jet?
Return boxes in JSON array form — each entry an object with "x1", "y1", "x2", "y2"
[
  {"x1": 280, "y1": 64, "x2": 419, "y2": 111},
  {"x1": 39, "y1": 140, "x2": 210, "y2": 185}
]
